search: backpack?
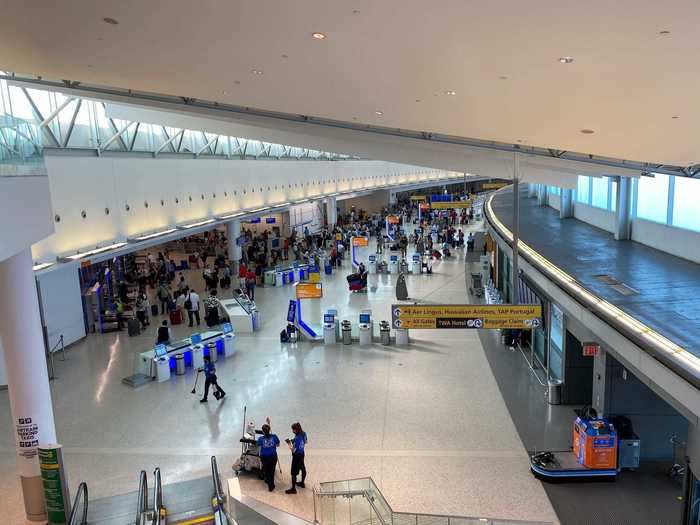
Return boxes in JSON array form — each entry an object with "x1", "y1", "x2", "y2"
[{"x1": 184, "y1": 294, "x2": 192, "y2": 310}]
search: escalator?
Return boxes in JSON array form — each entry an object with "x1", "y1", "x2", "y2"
[{"x1": 70, "y1": 456, "x2": 230, "y2": 525}]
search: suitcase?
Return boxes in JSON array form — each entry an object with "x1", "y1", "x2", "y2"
[
  {"x1": 127, "y1": 318, "x2": 140, "y2": 336},
  {"x1": 324, "y1": 263, "x2": 332, "y2": 275},
  {"x1": 170, "y1": 309, "x2": 183, "y2": 325},
  {"x1": 151, "y1": 304, "x2": 159, "y2": 316}
]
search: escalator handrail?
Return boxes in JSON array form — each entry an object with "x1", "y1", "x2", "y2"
[
  {"x1": 211, "y1": 456, "x2": 224, "y2": 505},
  {"x1": 152, "y1": 467, "x2": 163, "y2": 525},
  {"x1": 136, "y1": 469, "x2": 148, "y2": 525},
  {"x1": 67, "y1": 482, "x2": 88, "y2": 525}
]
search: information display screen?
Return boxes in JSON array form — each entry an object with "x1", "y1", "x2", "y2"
[
  {"x1": 222, "y1": 323, "x2": 233, "y2": 334},
  {"x1": 191, "y1": 333, "x2": 202, "y2": 345},
  {"x1": 359, "y1": 313, "x2": 371, "y2": 324},
  {"x1": 324, "y1": 314, "x2": 335, "y2": 323},
  {"x1": 154, "y1": 344, "x2": 168, "y2": 357}
]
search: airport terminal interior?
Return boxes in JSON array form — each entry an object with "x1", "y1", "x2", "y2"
[{"x1": 2, "y1": 3, "x2": 700, "y2": 525}]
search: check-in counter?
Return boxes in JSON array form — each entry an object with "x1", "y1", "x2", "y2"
[
  {"x1": 134, "y1": 330, "x2": 223, "y2": 378},
  {"x1": 219, "y1": 294, "x2": 257, "y2": 333}
]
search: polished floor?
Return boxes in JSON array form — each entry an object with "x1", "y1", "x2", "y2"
[
  {"x1": 491, "y1": 187, "x2": 700, "y2": 357},
  {"x1": 0, "y1": 226, "x2": 558, "y2": 525}
]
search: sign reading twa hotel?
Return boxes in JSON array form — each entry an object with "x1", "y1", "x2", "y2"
[{"x1": 391, "y1": 304, "x2": 542, "y2": 330}]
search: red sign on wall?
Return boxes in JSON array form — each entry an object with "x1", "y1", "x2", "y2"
[{"x1": 582, "y1": 342, "x2": 600, "y2": 357}]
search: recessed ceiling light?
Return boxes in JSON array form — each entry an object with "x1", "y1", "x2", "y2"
[
  {"x1": 558, "y1": 56, "x2": 574, "y2": 64},
  {"x1": 103, "y1": 17, "x2": 119, "y2": 25},
  {"x1": 445, "y1": 90, "x2": 456, "y2": 96},
  {"x1": 352, "y1": 9, "x2": 361, "y2": 14},
  {"x1": 312, "y1": 32, "x2": 326, "y2": 40},
  {"x1": 415, "y1": 99, "x2": 421, "y2": 103},
  {"x1": 499, "y1": 75, "x2": 509, "y2": 80},
  {"x1": 281, "y1": 54, "x2": 288, "y2": 59},
  {"x1": 250, "y1": 69, "x2": 263, "y2": 75},
  {"x1": 221, "y1": 90, "x2": 227, "y2": 95},
  {"x1": 580, "y1": 129, "x2": 595, "y2": 134},
  {"x1": 234, "y1": 80, "x2": 241, "y2": 85},
  {"x1": 659, "y1": 30, "x2": 671, "y2": 35},
  {"x1": 672, "y1": 115, "x2": 680, "y2": 119},
  {"x1": 375, "y1": 111, "x2": 383, "y2": 116}
]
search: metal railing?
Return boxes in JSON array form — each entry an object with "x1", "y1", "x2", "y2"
[
  {"x1": 152, "y1": 468, "x2": 164, "y2": 525},
  {"x1": 314, "y1": 477, "x2": 552, "y2": 525},
  {"x1": 211, "y1": 456, "x2": 229, "y2": 524},
  {"x1": 67, "y1": 482, "x2": 88, "y2": 525},
  {"x1": 136, "y1": 470, "x2": 149, "y2": 525}
]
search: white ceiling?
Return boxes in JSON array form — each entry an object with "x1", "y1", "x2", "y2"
[{"x1": 1, "y1": 0, "x2": 698, "y2": 166}]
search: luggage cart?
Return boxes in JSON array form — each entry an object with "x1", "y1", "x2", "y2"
[{"x1": 469, "y1": 273, "x2": 484, "y2": 298}]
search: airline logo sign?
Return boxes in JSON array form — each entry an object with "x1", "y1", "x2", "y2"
[
  {"x1": 430, "y1": 200, "x2": 471, "y2": 209},
  {"x1": 351, "y1": 236, "x2": 369, "y2": 247},
  {"x1": 296, "y1": 282, "x2": 323, "y2": 299},
  {"x1": 391, "y1": 304, "x2": 542, "y2": 330}
]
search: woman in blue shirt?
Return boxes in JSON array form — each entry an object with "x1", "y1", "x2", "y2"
[
  {"x1": 285, "y1": 422, "x2": 308, "y2": 494},
  {"x1": 257, "y1": 424, "x2": 280, "y2": 492}
]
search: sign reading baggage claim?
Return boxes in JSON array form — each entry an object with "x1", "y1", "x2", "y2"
[{"x1": 391, "y1": 304, "x2": 542, "y2": 329}]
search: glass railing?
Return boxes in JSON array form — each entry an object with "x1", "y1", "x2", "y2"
[
  {"x1": 0, "y1": 114, "x2": 46, "y2": 176},
  {"x1": 314, "y1": 477, "x2": 552, "y2": 525}
]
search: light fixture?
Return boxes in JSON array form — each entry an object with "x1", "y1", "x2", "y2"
[
  {"x1": 580, "y1": 129, "x2": 595, "y2": 134},
  {"x1": 103, "y1": 17, "x2": 119, "y2": 25},
  {"x1": 250, "y1": 206, "x2": 270, "y2": 213},
  {"x1": 672, "y1": 116, "x2": 680, "y2": 119},
  {"x1": 312, "y1": 32, "x2": 327, "y2": 40},
  {"x1": 33, "y1": 262, "x2": 54, "y2": 272},
  {"x1": 659, "y1": 30, "x2": 671, "y2": 35},
  {"x1": 178, "y1": 218, "x2": 215, "y2": 229},
  {"x1": 294, "y1": 198, "x2": 310, "y2": 204},
  {"x1": 375, "y1": 110, "x2": 383, "y2": 116},
  {"x1": 281, "y1": 54, "x2": 288, "y2": 59},
  {"x1": 250, "y1": 69, "x2": 263, "y2": 75},
  {"x1": 352, "y1": 9, "x2": 361, "y2": 14},
  {"x1": 62, "y1": 242, "x2": 128, "y2": 261},
  {"x1": 445, "y1": 90, "x2": 456, "y2": 96},
  {"x1": 558, "y1": 56, "x2": 574, "y2": 64},
  {"x1": 221, "y1": 90, "x2": 227, "y2": 95},
  {"x1": 217, "y1": 212, "x2": 246, "y2": 220},
  {"x1": 128, "y1": 228, "x2": 178, "y2": 242},
  {"x1": 273, "y1": 202, "x2": 291, "y2": 208}
]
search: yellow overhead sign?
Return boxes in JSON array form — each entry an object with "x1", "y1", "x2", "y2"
[
  {"x1": 430, "y1": 200, "x2": 471, "y2": 209},
  {"x1": 410, "y1": 195, "x2": 427, "y2": 201},
  {"x1": 391, "y1": 304, "x2": 542, "y2": 330},
  {"x1": 483, "y1": 182, "x2": 508, "y2": 189}
]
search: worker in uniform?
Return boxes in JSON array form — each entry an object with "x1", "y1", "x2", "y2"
[
  {"x1": 285, "y1": 422, "x2": 308, "y2": 494},
  {"x1": 199, "y1": 356, "x2": 226, "y2": 403},
  {"x1": 257, "y1": 423, "x2": 280, "y2": 492}
]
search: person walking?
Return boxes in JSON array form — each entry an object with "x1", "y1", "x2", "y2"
[
  {"x1": 185, "y1": 289, "x2": 201, "y2": 327},
  {"x1": 285, "y1": 422, "x2": 308, "y2": 494},
  {"x1": 135, "y1": 293, "x2": 149, "y2": 329},
  {"x1": 199, "y1": 355, "x2": 226, "y2": 403},
  {"x1": 257, "y1": 423, "x2": 280, "y2": 492},
  {"x1": 157, "y1": 281, "x2": 171, "y2": 315},
  {"x1": 245, "y1": 268, "x2": 256, "y2": 301},
  {"x1": 155, "y1": 319, "x2": 172, "y2": 345}
]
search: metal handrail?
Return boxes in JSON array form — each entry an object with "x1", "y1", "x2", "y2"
[
  {"x1": 211, "y1": 456, "x2": 229, "y2": 524},
  {"x1": 67, "y1": 482, "x2": 88, "y2": 525},
  {"x1": 50, "y1": 334, "x2": 66, "y2": 361},
  {"x1": 136, "y1": 470, "x2": 148, "y2": 525},
  {"x1": 152, "y1": 468, "x2": 163, "y2": 525}
]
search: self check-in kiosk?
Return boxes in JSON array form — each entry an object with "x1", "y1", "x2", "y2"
[
  {"x1": 323, "y1": 312, "x2": 336, "y2": 345},
  {"x1": 368, "y1": 254, "x2": 378, "y2": 274},
  {"x1": 359, "y1": 310, "x2": 372, "y2": 346},
  {"x1": 389, "y1": 255, "x2": 399, "y2": 274}
]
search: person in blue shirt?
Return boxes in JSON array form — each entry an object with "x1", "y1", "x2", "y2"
[
  {"x1": 257, "y1": 423, "x2": 280, "y2": 491},
  {"x1": 285, "y1": 422, "x2": 308, "y2": 494},
  {"x1": 199, "y1": 356, "x2": 226, "y2": 403}
]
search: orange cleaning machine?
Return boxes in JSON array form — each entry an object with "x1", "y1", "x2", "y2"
[{"x1": 573, "y1": 417, "x2": 618, "y2": 469}]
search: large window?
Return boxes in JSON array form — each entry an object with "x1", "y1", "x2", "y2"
[
  {"x1": 636, "y1": 173, "x2": 669, "y2": 224},
  {"x1": 591, "y1": 177, "x2": 609, "y2": 208},
  {"x1": 548, "y1": 186, "x2": 561, "y2": 196},
  {"x1": 576, "y1": 176, "x2": 591, "y2": 204},
  {"x1": 672, "y1": 177, "x2": 700, "y2": 232},
  {"x1": 610, "y1": 179, "x2": 617, "y2": 212}
]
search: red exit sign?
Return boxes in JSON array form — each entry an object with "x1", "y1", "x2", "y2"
[{"x1": 582, "y1": 342, "x2": 600, "y2": 357}]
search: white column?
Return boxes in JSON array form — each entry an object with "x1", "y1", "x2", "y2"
[
  {"x1": 227, "y1": 219, "x2": 242, "y2": 277},
  {"x1": 614, "y1": 177, "x2": 632, "y2": 241},
  {"x1": 560, "y1": 188, "x2": 574, "y2": 218},
  {"x1": 0, "y1": 247, "x2": 57, "y2": 521},
  {"x1": 527, "y1": 183, "x2": 537, "y2": 198},
  {"x1": 326, "y1": 196, "x2": 337, "y2": 227},
  {"x1": 536, "y1": 184, "x2": 547, "y2": 206}
]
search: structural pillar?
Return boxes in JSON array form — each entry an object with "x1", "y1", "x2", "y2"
[
  {"x1": 326, "y1": 196, "x2": 337, "y2": 227},
  {"x1": 614, "y1": 176, "x2": 632, "y2": 240},
  {"x1": 227, "y1": 219, "x2": 242, "y2": 279},
  {"x1": 536, "y1": 184, "x2": 547, "y2": 206},
  {"x1": 560, "y1": 188, "x2": 574, "y2": 218},
  {"x1": 527, "y1": 183, "x2": 537, "y2": 198},
  {"x1": 0, "y1": 247, "x2": 57, "y2": 521},
  {"x1": 591, "y1": 347, "x2": 609, "y2": 416},
  {"x1": 511, "y1": 154, "x2": 520, "y2": 305}
]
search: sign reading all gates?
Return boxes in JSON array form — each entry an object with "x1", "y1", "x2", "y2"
[
  {"x1": 296, "y1": 282, "x2": 323, "y2": 299},
  {"x1": 351, "y1": 236, "x2": 369, "y2": 247},
  {"x1": 431, "y1": 200, "x2": 471, "y2": 210},
  {"x1": 391, "y1": 304, "x2": 542, "y2": 330}
]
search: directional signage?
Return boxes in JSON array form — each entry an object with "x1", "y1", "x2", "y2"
[
  {"x1": 430, "y1": 200, "x2": 472, "y2": 209},
  {"x1": 391, "y1": 304, "x2": 542, "y2": 330}
]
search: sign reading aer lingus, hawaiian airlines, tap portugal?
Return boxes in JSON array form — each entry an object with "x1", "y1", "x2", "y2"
[{"x1": 391, "y1": 304, "x2": 542, "y2": 329}]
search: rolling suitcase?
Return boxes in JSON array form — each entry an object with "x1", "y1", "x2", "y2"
[
  {"x1": 169, "y1": 309, "x2": 183, "y2": 325},
  {"x1": 127, "y1": 318, "x2": 140, "y2": 336},
  {"x1": 324, "y1": 263, "x2": 333, "y2": 275}
]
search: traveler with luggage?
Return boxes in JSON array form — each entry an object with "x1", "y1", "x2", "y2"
[
  {"x1": 155, "y1": 320, "x2": 172, "y2": 345},
  {"x1": 135, "y1": 293, "x2": 150, "y2": 329},
  {"x1": 185, "y1": 289, "x2": 201, "y2": 327},
  {"x1": 157, "y1": 282, "x2": 171, "y2": 315},
  {"x1": 199, "y1": 355, "x2": 226, "y2": 403},
  {"x1": 204, "y1": 289, "x2": 221, "y2": 327},
  {"x1": 285, "y1": 422, "x2": 308, "y2": 494}
]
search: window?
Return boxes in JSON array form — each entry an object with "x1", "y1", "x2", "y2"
[
  {"x1": 672, "y1": 177, "x2": 700, "y2": 232},
  {"x1": 636, "y1": 173, "x2": 669, "y2": 224},
  {"x1": 591, "y1": 177, "x2": 609, "y2": 208},
  {"x1": 610, "y1": 179, "x2": 618, "y2": 212},
  {"x1": 548, "y1": 186, "x2": 561, "y2": 196},
  {"x1": 576, "y1": 176, "x2": 591, "y2": 204}
]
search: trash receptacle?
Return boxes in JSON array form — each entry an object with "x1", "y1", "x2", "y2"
[
  {"x1": 547, "y1": 379, "x2": 562, "y2": 405},
  {"x1": 207, "y1": 342, "x2": 218, "y2": 363},
  {"x1": 341, "y1": 320, "x2": 352, "y2": 345},
  {"x1": 380, "y1": 321, "x2": 391, "y2": 345},
  {"x1": 175, "y1": 354, "x2": 185, "y2": 375}
]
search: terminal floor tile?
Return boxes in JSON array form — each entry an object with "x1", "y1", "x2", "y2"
[{"x1": 0, "y1": 225, "x2": 557, "y2": 525}]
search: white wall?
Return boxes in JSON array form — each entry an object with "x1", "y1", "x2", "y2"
[
  {"x1": 289, "y1": 201, "x2": 325, "y2": 234},
  {"x1": 33, "y1": 155, "x2": 453, "y2": 263},
  {"x1": 573, "y1": 202, "x2": 615, "y2": 234},
  {"x1": 632, "y1": 218, "x2": 700, "y2": 265},
  {"x1": 548, "y1": 193, "x2": 561, "y2": 211},
  {"x1": 37, "y1": 263, "x2": 86, "y2": 348},
  {"x1": 338, "y1": 190, "x2": 389, "y2": 215}
]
